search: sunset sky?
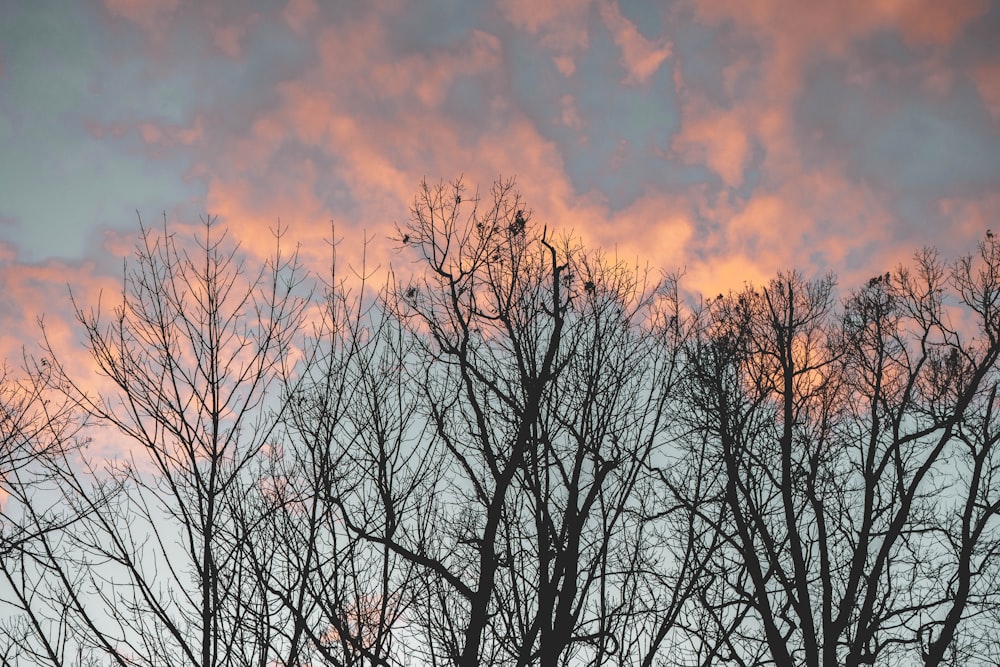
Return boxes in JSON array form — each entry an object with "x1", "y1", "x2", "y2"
[{"x1": 2, "y1": 0, "x2": 1000, "y2": 364}]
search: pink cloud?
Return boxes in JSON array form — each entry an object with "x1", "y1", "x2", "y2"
[
  {"x1": 138, "y1": 123, "x2": 163, "y2": 144},
  {"x1": 104, "y1": 0, "x2": 180, "y2": 39},
  {"x1": 938, "y1": 194, "x2": 1000, "y2": 248},
  {"x1": 213, "y1": 15, "x2": 258, "y2": 59},
  {"x1": 662, "y1": 0, "x2": 984, "y2": 295},
  {"x1": 282, "y1": 0, "x2": 318, "y2": 34},
  {"x1": 498, "y1": 0, "x2": 591, "y2": 75},
  {"x1": 974, "y1": 61, "x2": 1000, "y2": 120},
  {"x1": 553, "y1": 55, "x2": 577, "y2": 77},
  {"x1": 559, "y1": 94, "x2": 585, "y2": 131},
  {"x1": 498, "y1": 0, "x2": 590, "y2": 44},
  {"x1": 314, "y1": 19, "x2": 501, "y2": 109},
  {"x1": 689, "y1": 0, "x2": 989, "y2": 110},
  {"x1": 191, "y1": 11, "x2": 511, "y2": 274},
  {"x1": 671, "y1": 102, "x2": 750, "y2": 187},
  {"x1": 693, "y1": 0, "x2": 988, "y2": 54},
  {"x1": 167, "y1": 0, "x2": 974, "y2": 311},
  {"x1": 889, "y1": 0, "x2": 991, "y2": 47},
  {"x1": 136, "y1": 116, "x2": 204, "y2": 147},
  {"x1": 597, "y1": 0, "x2": 671, "y2": 85},
  {"x1": 0, "y1": 250, "x2": 121, "y2": 401}
]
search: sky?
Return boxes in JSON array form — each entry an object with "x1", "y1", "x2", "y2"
[{"x1": 2, "y1": 0, "x2": 1000, "y2": 368}]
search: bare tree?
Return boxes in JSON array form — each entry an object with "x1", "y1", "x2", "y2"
[
  {"x1": 7, "y1": 215, "x2": 310, "y2": 666},
  {"x1": 11, "y1": 180, "x2": 1000, "y2": 667},
  {"x1": 306, "y1": 179, "x2": 696, "y2": 667},
  {"x1": 235, "y1": 229, "x2": 423, "y2": 667},
  {"x1": 674, "y1": 241, "x2": 1000, "y2": 666},
  {"x1": 0, "y1": 359, "x2": 88, "y2": 667}
]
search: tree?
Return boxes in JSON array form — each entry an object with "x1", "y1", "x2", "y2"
[
  {"x1": 0, "y1": 360, "x2": 86, "y2": 666},
  {"x1": 674, "y1": 242, "x2": 1000, "y2": 666},
  {"x1": 7, "y1": 216, "x2": 310, "y2": 666},
  {"x1": 4, "y1": 183, "x2": 701, "y2": 667},
  {"x1": 239, "y1": 228, "x2": 420, "y2": 667},
  {"x1": 7, "y1": 179, "x2": 1000, "y2": 667},
  {"x1": 307, "y1": 179, "x2": 697, "y2": 666}
]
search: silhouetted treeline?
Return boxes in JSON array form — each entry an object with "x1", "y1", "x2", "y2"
[{"x1": 2, "y1": 179, "x2": 1000, "y2": 666}]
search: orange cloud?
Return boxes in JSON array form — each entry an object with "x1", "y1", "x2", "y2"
[
  {"x1": 137, "y1": 115, "x2": 203, "y2": 147},
  {"x1": 938, "y1": 194, "x2": 1000, "y2": 250},
  {"x1": 597, "y1": 0, "x2": 671, "y2": 85},
  {"x1": 190, "y1": 14, "x2": 510, "y2": 276},
  {"x1": 282, "y1": 0, "x2": 318, "y2": 34},
  {"x1": 663, "y1": 0, "x2": 977, "y2": 296},
  {"x1": 212, "y1": 14, "x2": 259, "y2": 59},
  {"x1": 686, "y1": 254, "x2": 774, "y2": 298},
  {"x1": 889, "y1": 0, "x2": 991, "y2": 47},
  {"x1": 671, "y1": 102, "x2": 750, "y2": 188},
  {"x1": 0, "y1": 248, "x2": 122, "y2": 408},
  {"x1": 592, "y1": 192, "x2": 695, "y2": 272},
  {"x1": 974, "y1": 61, "x2": 1000, "y2": 120},
  {"x1": 559, "y1": 94, "x2": 585, "y2": 131},
  {"x1": 666, "y1": 161, "x2": 902, "y2": 298}
]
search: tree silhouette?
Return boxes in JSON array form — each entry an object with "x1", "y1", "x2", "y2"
[
  {"x1": 674, "y1": 247, "x2": 1000, "y2": 666},
  {"x1": 312, "y1": 179, "x2": 695, "y2": 666},
  {"x1": 4, "y1": 216, "x2": 309, "y2": 666},
  {"x1": 3, "y1": 181, "x2": 1000, "y2": 667}
]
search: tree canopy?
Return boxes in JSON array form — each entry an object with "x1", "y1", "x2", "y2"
[{"x1": 2, "y1": 179, "x2": 1000, "y2": 667}]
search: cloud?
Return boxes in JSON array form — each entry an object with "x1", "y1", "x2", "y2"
[
  {"x1": 103, "y1": 0, "x2": 180, "y2": 39},
  {"x1": 498, "y1": 0, "x2": 590, "y2": 45},
  {"x1": 497, "y1": 0, "x2": 591, "y2": 75},
  {"x1": 0, "y1": 247, "x2": 120, "y2": 392},
  {"x1": 671, "y1": 102, "x2": 750, "y2": 187},
  {"x1": 693, "y1": 0, "x2": 989, "y2": 54},
  {"x1": 559, "y1": 94, "x2": 585, "y2": 131},
  {"x1": 890, "y1": 0, "x2": 991, "y2": 47},
  {"x1": 9, "y1": 0, "x2": 994, "y2": 359},
  {"x1": 282, "y1": 0, "x2": 318, "y2": 34},
  {"x1": 212, "y1": 15, "x2": 259, "y2": 59},
  {"x1": 974, "y1": 60, "x2": 1000, "y2": 120},
  {"x1": 661, "y1": 0, "x2": 996, "y2": 295},
  {"x1": 938, "y1": 194, "x2": 1000, "y2": 249},
  {"x1": 137, "y1": 115, "x2": 204, "y2": 147},
  {"x1": 688, "y1": 0, "x2": 990, "y2": 109},
  {"x1": 185, "y1": 13, "x2": 507, "y2": 275},
  {"x1": 597, "y1": 0, "x2": 671, "y2": 85},
  {"x1": 597, "y1": 191, "x2": 695, "y2": 270}
]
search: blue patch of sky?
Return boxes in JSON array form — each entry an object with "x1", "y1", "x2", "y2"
[
  {"x1": 441, "y1": 75, "x2": 501, "y2": 153},
  {"x1": 881, "y1": 105, "x2": 1000, "y2": 188},
  {"x1": 731, "y1": 140, "x2": 764, "y2": 199},
  {"x1": 615, "y1": 0, "x2": 667, "y2": 42},
  {"x1": 0, "y1": 4, "x2": 318, "y2": 262},
  {"x1": 504, "y1": 13, "x2": 688, "y2": 210},
  {"x1": 669, "y1": 14, "x2": 757, "y2": 107},
  {"x1": 796, "y1": 52, "x2": 1000, "y2": 194},
  {"x1": 391, "y1": 0, "x2": 488, "y2": 53},
  {"x1": 157, "y1": 12, "x2": 312, "y2": 133},
  {"x1": 0, "y1": 4, "x2": 204, "y2": 261},
  {"x1": 950, "y1": 3, "x2": 1000, "y2": 62}
]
